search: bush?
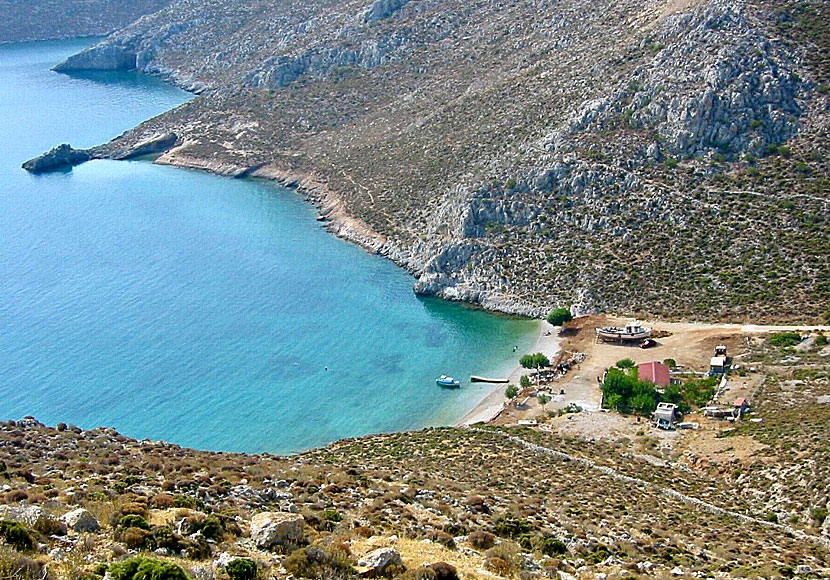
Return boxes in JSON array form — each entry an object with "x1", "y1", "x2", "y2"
[
  {"x1": 121, "y1": 528, "x2": 152, "y2": 550},
  {"x1": 811, "y1": 508, "x2": 828, "y2": 525},
  {"x1": 400, "y1": 567, "x2": 436, "y2": 580},
  {"x1": 815, "y1": 334, "x2": 827, "y2": 346},
  {"x1": 109, "y1": 557, "x2": 189, "y2": 580},
  {"x1": 484, "y1": 542, "x2": 520, "y2": 576},
  {"x1": 769, "y1": 332, "x2": 801, "y2": 347},
  {"x1": 283, "y1": 545, "x2": 353, "y2": 580},
  {"x1": 0, "y1": 548, "x2": 43, "y2": 580},
  {"x1": 0, "y1": 520, "x2": 33, "y2": 551},
  {"x1": 492, "y1": 515, "x2": 531, "y2": 538},
  {"x1": 662, "y1": 358, "x2": 677, "y2": 369},
  {"x1": 615, "y1": 358, "x2": 635, "y2": 369},
  {"x1": 227, "y1": 558, "x2": 258, "y2": 580},
  {"x1": 468, "y1": 530, "x2": 496, "y2": 550},
  {"x1": 519, "y1": 375, "x2": 531, "y2": 388},
  {"x1": 119, "y1": 514, "x2": 150, "y2": 530},
  {"x1": 199, "y1": 516, "x2": 223, "y2": 540},
  {"x1": 538, "y1": 535, "x2": 568, "y2": 556},
  {"x1": 425, "y1": 530, "x2": 455, "y2": 550},
  {"x1": 505, "y1": 385, "x2": 519, "y2": 399},
  {"x1": 427, "y1": 562, "x2": 458, "y2": 580},
  {"x1": 546, "y1": 308, "x2": 572, "y2": 326}
]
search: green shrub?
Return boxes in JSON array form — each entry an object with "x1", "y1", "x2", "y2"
[
  {"x1": 538, "y1": 536, "x2": 567, "y2": 556},
  {"x1": 505, "y1": 385, "x2": 519, "y2": 399},
  {"x1": 119, "y1": 514, "x2": 150, "y2": 530},
  {"x1": 769, "y1": 332, "x2": 801, "y2": 347},
  {"x1": 227, "y1": 558, "x2": 258, "y2": 580},
  {"x1": 0, "y1": 521, "x2": 33, "y2": 551},
  {"x1": 492, "y1": 515, "x2": 531, "y2": 538},
  {"x1": 815, "y1": 334, "x2": 827, "y2": 346},
  {"x1": 199, "y1": 516, "x2": 223, "y2": 541},
  {"x1": 615, "y1": 358, "x2": 635, "y2": 369},
  {"x1": 519, "y1": 375, "x2": 531, "y2": 388},
  {"x1": 662, "y1": 358, "x2": 677, "y2": 369},
  {"x1": 109, "y1": 557, "x2": 189, "y2": 580},
  {"x1": 812, "y1": 508, "x2": 828, "y2": 525},
  {"x1": 546, "y1": 308, "x2": 572, "y2": 326}
]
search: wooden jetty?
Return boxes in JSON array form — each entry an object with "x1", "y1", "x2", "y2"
[{"x1": 470, "y1": 375, "x2": 510, "y2": 383}]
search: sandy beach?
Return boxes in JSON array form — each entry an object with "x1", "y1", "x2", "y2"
[{"x1": 457, "y1": 319, "x2": 562, "y2": 425}]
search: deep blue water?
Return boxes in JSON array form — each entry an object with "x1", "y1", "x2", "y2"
[{"x1": 0, "y1": 39, "x2": 538, "y2": 453}]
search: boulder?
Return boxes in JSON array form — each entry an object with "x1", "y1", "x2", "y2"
[
  {"x1": 249, "y1": 512, "x2": 303, "y2": 549},
  {"x1": 1, "y1": 505, "x2": 67, "y2": 535},
  {"x1": 22, "y1": 144, "x2": 90, "y2": 173},
  {"x1": 357, "y1": 548, "x2": 403, "y2": 576},
  {"x1": 1, "y1": 505, "x2": 45, "y2": 527},
  {"x1": 119, "y1": 133, "x2": 179, "y2": 160},
  {"x1": 61, "y1": 508, "x2": 100, "y2": 533}
]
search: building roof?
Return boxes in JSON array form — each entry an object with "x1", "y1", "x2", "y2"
[
  {"x1": 734, "y1": 397, "x2": 747, "y2": 407},
  {"x1": 638, "y1": 361, "x2": 671, "y2": 387},
  {"x1": 710, "y1": 356, "x2": 727, "y2": 367}
]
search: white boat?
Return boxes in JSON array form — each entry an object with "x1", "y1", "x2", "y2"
[
  {"x1": 436, "y1": 375, "x2": 460, "y2": 388},
  {"x1": 596, "y1": 321, "x2": 652, "y2": 341}
]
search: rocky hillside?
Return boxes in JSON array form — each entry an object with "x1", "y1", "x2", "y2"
[
  {"x1": 2, "y1": 336, "x2": 829, "y2": 579},
  {"x1": 0, "y1": 0, "x2": 173, "y2": 44},
  {"x1": 35, "y1": 0, "x2": 830, "y2": 321}
]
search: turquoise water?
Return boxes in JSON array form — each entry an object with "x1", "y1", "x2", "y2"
[{"x1": 0, "y1": 39, "x2": 538, "y2": 454}]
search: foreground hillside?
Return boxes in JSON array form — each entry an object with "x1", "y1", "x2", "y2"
[
  {"x1": 1, "y1": 333, "x2": 829, "y2": 579},
  {"x1": 0, "y1": 0, "x2": 172, "y2": 44},
  {"x1": 40, "y1": 0, "x2": 830, "y2": 321}
]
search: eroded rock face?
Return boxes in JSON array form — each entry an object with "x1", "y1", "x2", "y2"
[
  {"x1": 249, "y1": 512, "x2": 304, "y2": 549},
  {"x1": 22, "y1": 144, "x2": 91, "y2": 173},
  {"x1": 54, "y1": 44, "x2": 137, "y2": 72},
  {"x1": 61, "y1": 508, "x2": 100, "y2": 533}
]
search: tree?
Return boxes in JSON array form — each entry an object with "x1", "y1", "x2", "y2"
[
  {"x1": 547, "y1": 307, "x2": 573, "y2": 326},
  {"x1": 520, "y1": 353, "x2": 550, "y2": 384},
  {"x1": 505, "y1": 384, "x2": 519, "y2": 399},
  {"x1": 520, "y1": 375, "x2": 531, "y2": 388},
  {"x1": 615, "y1": 358, "x2": 635, "y2": 369}
]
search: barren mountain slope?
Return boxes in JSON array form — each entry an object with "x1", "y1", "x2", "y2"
[
  {"x1": 49, "y1": 0, "x2": 830, "y2": 321},
  {"x1": 0, "y1": 0, "x2": 172, "y2": 43}
]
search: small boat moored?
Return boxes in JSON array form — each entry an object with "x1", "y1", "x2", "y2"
[{"x1": 436, "y1": 375, "x2": 460, "y2": 388}]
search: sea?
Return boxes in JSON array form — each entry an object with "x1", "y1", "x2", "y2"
[{"x1": 0, "y1": 39, "x2": 538, "y2": 454}]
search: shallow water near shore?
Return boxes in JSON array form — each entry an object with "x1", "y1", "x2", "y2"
[{"x1": 0, "y1": 39, "x2": 538, "y2": 453}]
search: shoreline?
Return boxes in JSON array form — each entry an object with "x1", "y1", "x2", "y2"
[{"x1": 457, "y1": 319, "x2": 562, "y2": 426}]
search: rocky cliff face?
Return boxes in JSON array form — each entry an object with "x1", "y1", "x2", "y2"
[{"x1": 40, "y1": 0, "x2": 830, "y2": 321}]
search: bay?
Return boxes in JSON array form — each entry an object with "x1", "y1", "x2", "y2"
[{"x1": 0, "y1": 39, "x2": 538, "y2": 453}]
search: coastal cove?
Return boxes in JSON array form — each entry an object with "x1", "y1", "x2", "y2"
[{"x1": 0, "y1": 39, "x2": 541, "y2": 454}]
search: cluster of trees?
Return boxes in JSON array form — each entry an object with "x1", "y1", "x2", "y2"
[
  {"x1": 601, "y1": 367, "x2": 660, "y2": 415},
  {"x1": 601, "y1": 360, "x2": 719, "y2": 415}
]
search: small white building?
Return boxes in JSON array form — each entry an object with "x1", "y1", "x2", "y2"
[
  {"x1": 653, "y1": 402, "x2": 678, "y2": 430},
  {"x1": 710, "y1": 356, "x2": 728, "y2": 374}
]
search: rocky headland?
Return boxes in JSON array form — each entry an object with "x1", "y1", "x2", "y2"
[{"x1": 17, "y1": 0, "x2": 830, "y2": 321}]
